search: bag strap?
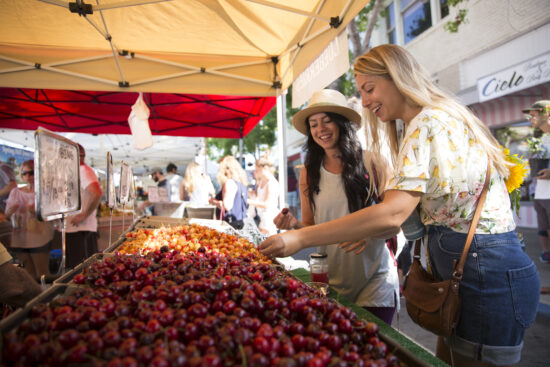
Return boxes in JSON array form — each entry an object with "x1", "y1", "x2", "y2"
[
  {"x1": 454, "y1": 160, "x2": 491, "y2": 278},
  {"x1": 412, "y1": 160, "x2": 492, "y2": 278}
]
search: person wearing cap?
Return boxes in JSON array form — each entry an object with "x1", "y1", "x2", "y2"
[
  {"x1": 138, "y1": 167, "x2": 170, "y2": 214},
  {"x1": 53, "y1": 143, "x2": 102, "y2": 269},
  {"x1": 523, "y1": 100, "x2": 550, "y2": 264},
  {"x1": 260, "y1": 45, "x2": 540, "y2": 366},
  {"x1": 271, "y1": 88, "x2": 399, "y2": 325}
]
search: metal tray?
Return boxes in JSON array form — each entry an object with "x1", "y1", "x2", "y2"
[
  {"x1": 103, "y1": 216, "x2": 241, "y2": 254},
  {"x1": 0, "y1": 284, "x2": 76, "y2": 335},
  {"x1": 53, "y1": 253, "x2": 115, "y2": 285}
]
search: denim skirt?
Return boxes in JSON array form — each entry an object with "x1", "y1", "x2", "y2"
[{"x1": 427, "y1": 226, "x2": 540, "y2": 365}]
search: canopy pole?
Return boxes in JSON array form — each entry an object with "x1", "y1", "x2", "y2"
[{"x1": 276, "y1": 93, "x2": 288, "y2": 211}]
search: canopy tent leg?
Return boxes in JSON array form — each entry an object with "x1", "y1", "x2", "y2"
[{"x1": 276, "y1": 93, "x2": 288, "y2": 211}]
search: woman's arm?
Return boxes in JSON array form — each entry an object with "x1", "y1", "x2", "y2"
[{"x1": 259, "y1": 189, "x2": 421, "y2": 258}]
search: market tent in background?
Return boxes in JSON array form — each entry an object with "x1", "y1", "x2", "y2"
[
  {"x1": 0, "y1": 88, "x2": 276, "y2": 139},
  {"x1": 0, "y1": 0, "x2": 368, "y2": 97}
]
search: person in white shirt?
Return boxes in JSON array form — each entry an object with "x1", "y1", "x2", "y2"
[
  {"x1": 248, "y1": 157, "x2": 280, "y2": 235},
  {"x1": 165, "y1": 163, "x2": 183, "y2": 202},
  {"x1": 53, "y1": 144, "x2": 102, "y2": 269},
  {"x1": 523, "y1": 100, "x2": 550, "y2": 264}
]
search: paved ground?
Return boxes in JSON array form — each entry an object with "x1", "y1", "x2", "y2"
[{"x1": 293, "y1": 227, "x2": 550, "y2": 366}]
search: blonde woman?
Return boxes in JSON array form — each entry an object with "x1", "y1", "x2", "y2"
[
  {"x1": 209, "y1": 156, "x2": 248, "y2": 229},
  {"x1": 5, "y1": 160, "x2": 53, "y2": 281},
  {"x1": 180, "y1": 162, "x2": 215, "y2": 205},
  {"x1": 248, "y1": 157, "x2": 279, "y2": 235},
  {"x1": 260, "y1": 45, "x2": 539, "y2": 366}
]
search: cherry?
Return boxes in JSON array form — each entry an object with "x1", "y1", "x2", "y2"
[{"x1": 57, "y1": 329, "x2": 80, "y2": 348}]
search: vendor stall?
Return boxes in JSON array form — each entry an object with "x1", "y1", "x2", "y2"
[{"x1": 0, "y1": 216, "x2": 446, "y2": 367}]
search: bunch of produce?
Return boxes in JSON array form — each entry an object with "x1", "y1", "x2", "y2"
[
  {"x1": 2, "y1": 248, "x2": 399, "y2": 367},
  {"x1": 118, "y1": 224, "x2": 265, "y2": 261}
]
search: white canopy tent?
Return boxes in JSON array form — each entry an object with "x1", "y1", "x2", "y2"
[
  {"x1": 0, "y1": 0, "x2": 368, "y2": 96},
  {"x1": 0, "y1": 0, "x2": 370, "y2": 208}
]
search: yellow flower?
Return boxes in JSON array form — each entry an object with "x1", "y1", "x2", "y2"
[{"x1": 504, "y1": 152, "x2": 528, "y2": 193}]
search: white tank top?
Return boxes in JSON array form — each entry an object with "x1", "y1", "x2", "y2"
[{"x1": 314, "y1": 165, "x2": 399, "y2": 307}]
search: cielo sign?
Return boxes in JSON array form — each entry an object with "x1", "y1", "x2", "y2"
[{"x1": 477, "y1": 52, "x2": 550, "y2": 102}]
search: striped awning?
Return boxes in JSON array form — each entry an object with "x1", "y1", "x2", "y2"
[{"x1": 469, "y1": 82, "x2": 550, "y2": 127}]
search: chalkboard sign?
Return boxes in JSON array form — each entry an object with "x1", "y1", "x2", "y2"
[
  {"x1": 106, "y1": 152, "x2": 116, "y2": 209},
  {"x1": 34, "y1": 128, "x2": 81, "y2": 221},
  {"x1": 119, "y1": 162, "x2": 131, "y2": 205}
]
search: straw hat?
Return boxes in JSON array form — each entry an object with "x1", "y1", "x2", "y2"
[{"x1": 292, "y1": 89, "x2": 362, "y2": 135}]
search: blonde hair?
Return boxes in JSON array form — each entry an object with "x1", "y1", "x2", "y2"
[
  {"x1": 217, "y1": 156, "x2": 248, "y2": 187},
  {"x1": 353, "y1": 44, "x2": 509, "y2": 180},
  {"x1": 255, "y1": 156, "x2": 275, "y2": 174},
  {"x1": 182, "y1": 162, "x2": 202, "y2": 195}
]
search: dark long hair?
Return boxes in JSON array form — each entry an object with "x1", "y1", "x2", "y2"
[{"x1": 304, "y1": 112, "x2": 372, "y2": 213}]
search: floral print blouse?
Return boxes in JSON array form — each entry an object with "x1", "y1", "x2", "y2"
[{"x1": 388, "y1": 107, "x2": 515, "y2": 234}]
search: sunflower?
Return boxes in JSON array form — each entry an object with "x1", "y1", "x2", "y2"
[
  {"x1": 503, "y1": 148, "x2": 528, "y2": 193},
  {"x1": 501, "y1": 147, "x2": 528, "y2": 216}
]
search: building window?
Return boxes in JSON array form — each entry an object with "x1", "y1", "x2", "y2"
[
  {"x1": 440, "y1": 0, "x2": 449, "y2": 18},
  {"x1": 402, "y1": 0, "x2": 432, "y2": 44},
  {"x1": 386, "y1": 2, "x2": 396, "y2": 44}
]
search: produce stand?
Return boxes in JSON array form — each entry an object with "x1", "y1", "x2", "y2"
[{"x1": 0, "y1": 217, "x2": 446, "y2": 367}]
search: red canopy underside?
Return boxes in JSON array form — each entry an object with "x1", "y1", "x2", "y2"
[{"x1": 0, "y1": 88, "x2": 276, "y2": 139}]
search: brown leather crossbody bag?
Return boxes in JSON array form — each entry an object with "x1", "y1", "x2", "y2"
[{"x1": 402, "y1": 163, "x2": 491, "y2": 337}]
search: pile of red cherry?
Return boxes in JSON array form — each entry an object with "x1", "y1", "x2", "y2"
[{"x1": 2, "y1": 248, "x2": 398, "y2": 366}]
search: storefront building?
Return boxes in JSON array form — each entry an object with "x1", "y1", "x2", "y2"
[{"x1": 370, "y1": 0, "x2": 550, "y2": 227}]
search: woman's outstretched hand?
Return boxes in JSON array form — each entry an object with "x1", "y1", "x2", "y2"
[
  {"x1": 339, "y1": 239, "x2": 368, "y2": 255},
  {"x1": 273, "y1": 208, "x2": 298, "y2": 230},
  {"x1": 259, "y1": 231, "x2": 302, "y2": 258}
]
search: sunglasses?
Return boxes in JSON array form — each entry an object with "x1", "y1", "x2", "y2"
[{"x1": 21, "y1": 170, "x2": 34, "y2": 176}]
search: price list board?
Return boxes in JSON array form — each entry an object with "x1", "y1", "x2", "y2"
[{"x1": 34, "y1": 129, "x2": 81, "y2": 221}]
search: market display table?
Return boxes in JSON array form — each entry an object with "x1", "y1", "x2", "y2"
[{"x1": 0, "y1": 216, "x2": 447, "y2": 367}]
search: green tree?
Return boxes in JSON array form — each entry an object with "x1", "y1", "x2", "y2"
[{"x1": 207, "y1": 107, "x2": 278, "y2": 161}]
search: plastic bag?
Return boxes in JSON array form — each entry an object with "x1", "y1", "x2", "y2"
[{"x1": 128, "y1": 92, "x2": 153, "y2": 150}]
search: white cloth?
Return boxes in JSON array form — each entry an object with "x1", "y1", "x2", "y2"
[
  {"x1": 534, "y1": 134, "x2": 550, "y2": 200},
  {"x1": 5, "y1": 188, "x2": 53, "y2": 248},
  {"x1": 65, "y1": 164, "x2": 99, "y2": 233},
  {"x1": 314, "y1": 165, "x2": 399, "y2": 307},
  {"x1": 256, "y1": 176, "x2": 279, "y2": 235},
  {"x1": 166, "y1": 173, "x2": 183, "y2": 202}
]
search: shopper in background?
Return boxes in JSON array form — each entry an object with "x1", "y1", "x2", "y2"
[
  {"x1": 0, "y1": 241, "x2": 42, "y2": 307},
  {"x1": 150, "y1": 167, "x2": 169, "y2": 198},
  {"x1": 260, "y1": 45, "x2": 540, "y2": 366},
  {"x1": 165, "y1": 162, "x2": 183, "y2": 202},
  {"x1": 248, "y1": 156, "x2": 280, "y2": 235},
  {"x1": 0, "y1": 159, "x2": 16, "y2": 215},
  {"x1": 180, "y1": 162, "x2": 215, "y2": 205},
  {"x1": 209, "y1": 156, "x2": 248, "y2": 229},
  {"x1": 271, "y1": 89, "x2": 399, "y2": 325},
  {"x1": 53, "y1": 144, "x2": 102, "y2": 269},
  {"x1": 523, "y1": 100, "x2": 550, "y2": 264},
  {"x1": 286, "y1": 166, "x2": 299, "y2": 218},
  {"x1": 5, "y1": 160, "x2": 52, "y2": 281}
]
